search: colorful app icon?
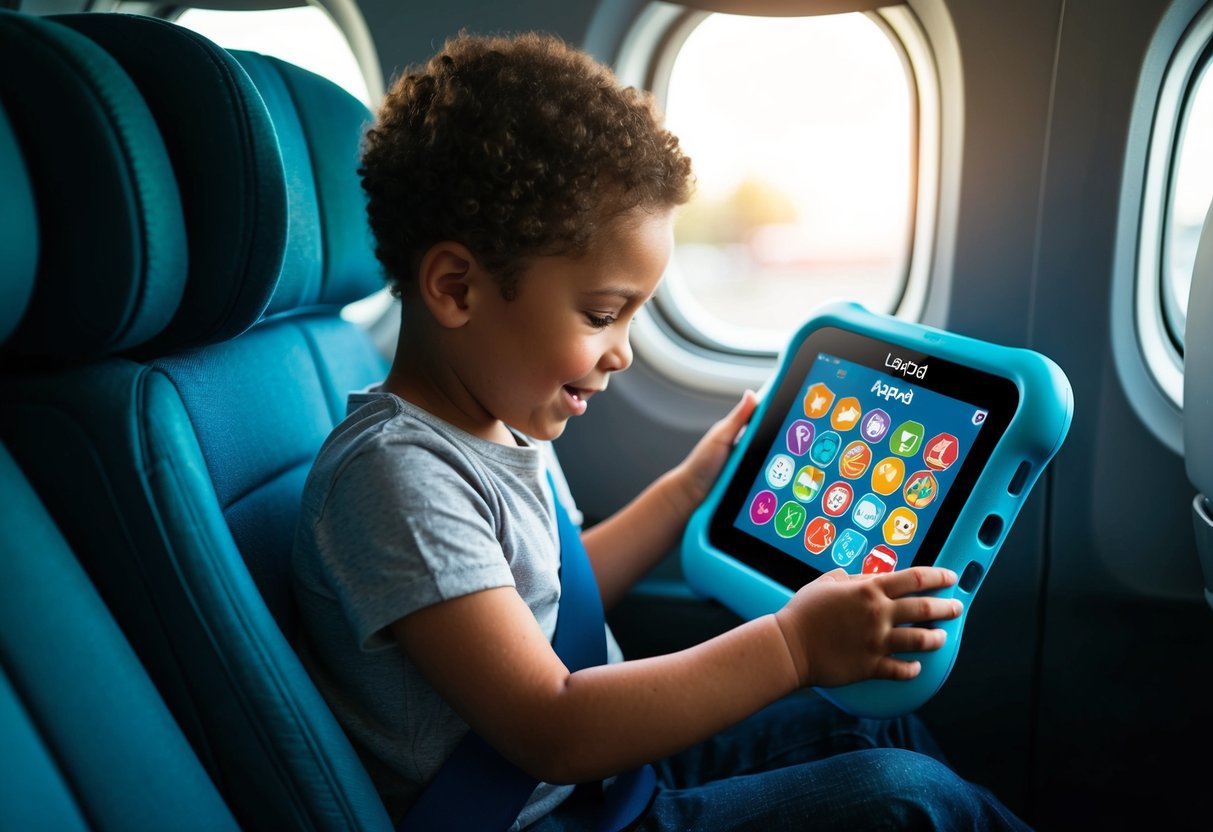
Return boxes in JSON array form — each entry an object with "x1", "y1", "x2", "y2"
[
  {"x1": 972, "y1": 409, "x2": 988, "y2": 426},
  {"x1": 804, "y1": 382, "x2": 835, "y2": 419},
  {"x1": 883, "y1": 507, "x2": 918, "y2": 546},
  {"x1": 774, "y1": 501, "x2": 807, "y2": 538},
  {"x1": 903, "y1": 470, "x2": 939, "y2": 508},
  {"x1": 809, "y1": 431, "x2": 841, "y2": 467},
  {"x1": 871, "y1": 456, "x2": 905, "y2": 495},
  {"x1": 786, "y1": 419, "x2": 815, "y2": 456},
  {"x1": 863, "y1": 545, "x2": 898, "y2": 574},
  {"x1": 852, "y1": 493, "x2": 887, "y2": 530},
  {"x1": 924, "y1": 433, "x2": 959, "y2": 471},
  {"x1": 766, "y1": 454, "x2": 795, "y2": 489},
  {"x1": 838, "y1": 441, "x2": 872, "y2": 479},
  {"x1": 832, "y1": 528, "x2": 868, "y2": 567},
  {"x1": 890, "y1": 421, "x2": 925, "y2": 457},
  {"x1": 821, "y1": 481, "x2": 854, "y2": 517},
  {"x1": 749, "y1": 490, "x2": 778, "y2": 525},
  {"x1": 861, "y1": 408, "x2": 891, "y2": 443},
  {"x1": 791, "y1": 465, "x2": 826, "y2": 502},
  {"x1": 804, "y1": 517, "x2": 836, "y2": 555},
  {"x1": 830, "y1": 397, "x2": 862, "y2": 431}
]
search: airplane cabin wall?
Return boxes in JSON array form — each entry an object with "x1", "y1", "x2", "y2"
[{"x1": 1026, "y1": 0, "x2": 1212, "y2": 827}]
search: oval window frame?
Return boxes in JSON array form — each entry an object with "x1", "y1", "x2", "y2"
[{"x1": 611, "y1": 1, "x2": 943, "y2": 394}]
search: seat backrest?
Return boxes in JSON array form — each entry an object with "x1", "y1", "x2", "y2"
[
  {"x1": 1185, "y1": 199, "x2": 1213, "y2": 610},
  {"x1": 1, "y1": 10, "x2": 393, "y2": 830},
  {"x1": 0, "y1": 449, "x2": 242, "y2": 832},
  {"x1": 0, "y1": 43, "x2": 238, "y2": 831}
]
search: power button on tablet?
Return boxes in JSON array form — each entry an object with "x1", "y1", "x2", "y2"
[{"x1": 959, "y1": 561, "x2": 984, "y2": 593}]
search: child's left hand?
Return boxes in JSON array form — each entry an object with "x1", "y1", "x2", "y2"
[{"x1": 673, "y1": 389, "x2": 759, "y2": 511}]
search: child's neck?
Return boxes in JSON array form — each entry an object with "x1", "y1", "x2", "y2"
[{"x1": 383, "y1": 325, "x2": 516, "y2": 446}]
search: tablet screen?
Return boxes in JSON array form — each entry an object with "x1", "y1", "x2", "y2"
[{"x1": 708, "y1": 326, "x2": 1019, "y2": 591}]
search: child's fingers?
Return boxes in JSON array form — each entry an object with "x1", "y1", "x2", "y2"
[
  {"x1": 875, "y1": 566, "x2": 958, "y2": 597},
  {"x1": 718, "y1": 389, "x2": 758, "y2": 444},
  {"x1": 890, "y1": 595, "x2": 963, "y2": 626},
  {"x1": 886, "y1": 625, "x2": 949, "y2": 655},
  {"x1": 872, "y1": 656, "x2": 923, "y2": 682}
]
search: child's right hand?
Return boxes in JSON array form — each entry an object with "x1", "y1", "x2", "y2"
[{"x1": 773, "y1": 566, "x2": 961, "y2": 689}]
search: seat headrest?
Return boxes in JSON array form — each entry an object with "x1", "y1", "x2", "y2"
[
  {"x1": 0, "y1": 10, "x2": 187, "y2": 361},
  {"x1": 55, "y1": 14, "x2": 384, "y2": 357},
  {"x1": 1185, "y1": 199, "x2": 1213, "y2": 497},
  {"x1": 53, "y1": 12, "x2": 287, "y2": 355},
  {"x1": 0, "y1": 104, "x2": 37, "y2": 348},
  {"x1": 232, "y1": 51, "x2": 384, "y2": 314}
]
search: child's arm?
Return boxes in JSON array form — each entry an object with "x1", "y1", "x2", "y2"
[
  {"x1": 581, "y1": 390, "x2": 759, "y2": 609},
  {"x1": 391, "y1": 563, "x2": 959, "y2": 785}
]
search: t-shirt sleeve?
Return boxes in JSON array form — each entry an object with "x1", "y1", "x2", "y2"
[{"x1": 312, "y1": 439, "x2": 516, "y2": 651}]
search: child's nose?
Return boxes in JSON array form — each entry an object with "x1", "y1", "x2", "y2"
[{"x1": 601, "y1": 329, "x2": 633, "y2": 372}]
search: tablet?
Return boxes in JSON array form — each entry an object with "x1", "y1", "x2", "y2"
[{"x1": 681, "y1": 302, "x2": 1073, "y2": 717}]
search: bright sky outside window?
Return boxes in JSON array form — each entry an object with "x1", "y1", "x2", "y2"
[
  {"x1": 175, "y1": 5, "x2": 372, "y2": 107},
  {"x1": 659, "y1": 12, "x2": 915, "y2": 353},
  {"x1": 1165, "y1": 59, "x2": 1213, "y2": 348}
]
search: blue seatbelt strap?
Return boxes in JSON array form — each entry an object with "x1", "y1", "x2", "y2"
[{"x1": 398, "y1": 471, "x2": 657, "y2": 831}]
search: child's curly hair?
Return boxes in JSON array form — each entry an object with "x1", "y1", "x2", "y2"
[{"x1": 360, "y1": 31, "x2": 694, "y2": 299}]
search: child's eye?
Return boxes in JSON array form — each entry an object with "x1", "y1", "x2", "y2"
[{"x1": 585, "y1": 312, "x2": 617, "y2": 329}]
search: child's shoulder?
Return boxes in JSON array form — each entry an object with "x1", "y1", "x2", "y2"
[
  {"x1": 311, "y1": 391, "x2": 539, "y2": 507},
  {"x1": 318, "y1": 392, "x2": 469, "y2": 481}
]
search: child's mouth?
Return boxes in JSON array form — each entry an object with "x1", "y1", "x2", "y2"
[{"x1": 563, "y1": 386, "x2": 593, "y2": 415}]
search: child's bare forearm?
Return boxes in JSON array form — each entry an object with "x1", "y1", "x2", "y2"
[
  {"x1": 581, "y1": 467, "x2": 694, "y2": 608},
  {"x1": 513, "y1": 614, "x2": 799, "y2": 784}
]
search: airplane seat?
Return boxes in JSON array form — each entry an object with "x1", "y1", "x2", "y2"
[
  {"x1": 0, "y1": 44, "x2": 239, "y2": 832},
  {"x1": 1, "y1": 10, "x2": 393, "y2": 831},
  {"x1": 1185, "y1": 199, "x2": 1213, "y2": 611}
]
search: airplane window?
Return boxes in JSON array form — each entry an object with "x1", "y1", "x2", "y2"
[
  {"x1": 655, "y1": 12, "x2": 918, "y2": 354},
  {"x1": 173, "y1": 4, "x2": 372, "y2": 107},
  {"x1": 1132, "y1": 4, "x2": 1213, "y2": 412},
  {"x1": 1164, "y1": 59, "x2": 1213, "y2": 349}
]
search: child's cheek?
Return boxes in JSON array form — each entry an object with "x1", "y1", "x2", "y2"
[{"x1": 569, "y1": 340, "x2": 602, "y2": 374}]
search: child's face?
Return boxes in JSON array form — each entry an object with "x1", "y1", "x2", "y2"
[{"x1": 462, "y1": 208, "x2": 673, "y2": 442}]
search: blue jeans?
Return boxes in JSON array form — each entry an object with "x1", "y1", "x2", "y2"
[{"x1": 529, "y1": 692, "x2": 1032, "y2": 831}]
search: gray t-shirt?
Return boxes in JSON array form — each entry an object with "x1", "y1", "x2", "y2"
[{"x1": 292, "y1": 389, "x2": 621, "y2": 829}]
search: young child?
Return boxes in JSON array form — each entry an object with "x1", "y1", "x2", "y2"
[{"x1": 293, "y1": 31, "x2": 1033, "y2": 831}]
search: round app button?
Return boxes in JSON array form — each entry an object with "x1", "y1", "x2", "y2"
[
  {"x1": 804, "y1": 517, "x2": 836, "y2": 555},
  {"x1": 749, "y1": 490, "x2": 778, "y2": 525},
  {"x1": 839, "y1": 441, "x2": 872, "y2": 479},
  {"x1": 821, "y1": 481, "x2": 854, "y2": 517},
  {"x1": 766, "y1": 454, "x2": 795, "y2": 489},
  {"x1": 871, "y1": 456, "x2": 905, "y2": 495},
  {"x1": 773, "y1": 501, "x2": 807, "y2": 538},
  {"x1": 903, "y1": 470, "x2": 938, "y2": 508},
  {"x1": 786, "y1": 419, "x2": 815, "y2": 456},
  {"x1": 863, "y1": 545, "x2": 898, "y2": 574}
]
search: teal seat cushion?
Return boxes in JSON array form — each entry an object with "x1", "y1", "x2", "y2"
[{"x1": 0, "y1": 444, "x2": 240, "y2": 832}]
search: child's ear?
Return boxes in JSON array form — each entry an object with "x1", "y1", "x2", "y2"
[{"x1": 416, "y1": 241, "x2": 478, "y2": 328}]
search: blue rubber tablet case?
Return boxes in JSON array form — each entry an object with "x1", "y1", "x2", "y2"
[{"x1": 681, "y1": 302, "x2": 1073, "y2": 717}]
